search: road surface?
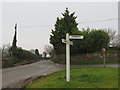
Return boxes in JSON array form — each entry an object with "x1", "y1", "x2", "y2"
[
  {"x1": 2, "y1": 60, "x2": 62, "y2": 88},
  {"x1": 2, "y1": 60, "x2": 119, "y2": 88}
]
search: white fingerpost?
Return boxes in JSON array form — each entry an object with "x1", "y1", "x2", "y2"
[
  {"x1": 62, "y1": 33, "x2": 83, "y2": 82},
  {"x1": 66, "y1": 33, "x2": 70, "y2": 82}
]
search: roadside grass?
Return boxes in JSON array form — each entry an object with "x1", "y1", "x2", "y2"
[
  {"x1": 13, "y1": 59, "x2": 40, "y2": 67},
  {"x1": 25, "y1": 67, "x2": 118, "y2": 88},
  {"x1": 2, "y1": 58, "x2": 41, "y2": 68},
  {"x1": 52, "y1": 59, "x2": 119, "y2": 65}
]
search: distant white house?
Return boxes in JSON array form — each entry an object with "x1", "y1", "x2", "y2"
[
  {"x1": 42, "y1": 51, "x2": 51, "y2": 58},
  {"x1": 46, "y1": 54, "x2": 51, "y2": 58}
]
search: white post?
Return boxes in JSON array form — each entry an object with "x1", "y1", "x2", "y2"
[
  {"x1": 102, "y1": 48, "x2": 106, "y2": 67},
  {"x1": 66, "y1": 33, "x2": 70, "y2": 82},
  {"x1": 103, "y1": 52, "x2": 106, "y2": 67},
  {"x1": 62, "y1": 33, "x2": 83, "y2": 82}
]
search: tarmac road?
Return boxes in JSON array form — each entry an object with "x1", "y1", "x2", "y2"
[{"x1": 2, "y1": 60, "x2": 62, "y2": 88}]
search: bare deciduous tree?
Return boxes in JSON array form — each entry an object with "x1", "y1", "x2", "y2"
[
  {"x1": 109, "y1": 34, "x2": 120, "y2": 47},
  {"x1": 2, "y1": 43, "x2": 11, "y2": 58},
  {"x1": 44, "y1": 45, "x2": 54, "y2": 57},
  {"x1": 29, "y1": 49, "x2": 35, "y2": 54},
  {"x1": 43, "y1": 51, "x2": 47, "y2": 59},
  {"x1": 2, "y1": 43, "x2": 11, "y2": 54},
  {"x1": 0, "y1": 47, "x2": 2, "y2": 58},
  {"x1": 104, "y1": 28, "x2": 116, "y2": 41},
  {"x1": 104, "y1": 28, "x2": 120, "y2": 47}
]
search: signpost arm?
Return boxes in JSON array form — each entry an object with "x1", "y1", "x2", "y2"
[{"x1": 66, "y1": 33, "x2": 70, "y2": 82}]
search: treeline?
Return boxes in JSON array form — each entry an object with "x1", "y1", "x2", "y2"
[
  {"x1": 2, "y1": 46, "x2": 42, "y2": 68},
  {"x1": 50, "y1": 8, "x2": 119, "y2": 55},
  {"x1": 2, "y1": 24, "x2": 42, "y2": 68},
  {"x1": 71, "y1": 29, "x2": 110, "y2": 54},
  {"x1": 10, "y1": 48, "x2": 41, "y2": 64}
]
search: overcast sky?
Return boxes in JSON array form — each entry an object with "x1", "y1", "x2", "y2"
[{"x1": 2, "y1": 2, "x2": 118, "y2": 53}]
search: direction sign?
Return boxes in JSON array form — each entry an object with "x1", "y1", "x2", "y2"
[
  {"x1": 69, "y1": 35, "x2": 84, "y2": 39},
  {"x1": 62, "y1": 39, "x2": 73, "y2": 45},
  {"x1": 67, "y1": 41, "x2": 73, "y2": 45},
  {"x1": 62, "y1": 39, "x2": 67, "y2": 43}
]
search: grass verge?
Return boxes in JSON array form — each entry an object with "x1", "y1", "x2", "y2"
[
  {"x1": 13, "y1": 59, "x2": 40, "y2": 67},
  {"x1": 25, "y1": 67, "x2": 118, "y2": 88}
]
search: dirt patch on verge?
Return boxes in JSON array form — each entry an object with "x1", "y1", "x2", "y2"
[{"x1": 2, "y1": 75, "x2": 46, "y2": 89}]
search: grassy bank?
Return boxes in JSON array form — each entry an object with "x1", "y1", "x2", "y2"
[
  {"x1": 2, "y1": 58, "x2": 40, "y2": 68},
  {"x1": 25, "y1": 67, "x2": 118, "y2": 88},
  {"x1": 13, "y1": 59, "x2": 40, "y2": 67}
]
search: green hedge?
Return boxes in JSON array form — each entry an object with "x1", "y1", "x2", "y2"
[{"x1": 52, "y1": 50, "x2": 119, "y2": 64}]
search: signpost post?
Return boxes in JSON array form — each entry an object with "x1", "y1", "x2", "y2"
[
  {"x1": 102, "y1": 48, "x2": 106, "y2": 67},
  {"x1": 62, "y1": 33, "x2": 84, "y2": 82}
]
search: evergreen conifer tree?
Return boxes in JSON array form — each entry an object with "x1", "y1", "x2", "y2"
[
  {"x1": 12, "y1": 23, "x2": 17, "y2": 49},
  {"x1": 35, "y1": 49, "x2": 40, "y2": 56},
  {"x1": 50, "y1": 8, "x2": 80, "y2": 54},
  {"x1": 9, "y1": 23, "x2": 17, "y2": 56}
]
